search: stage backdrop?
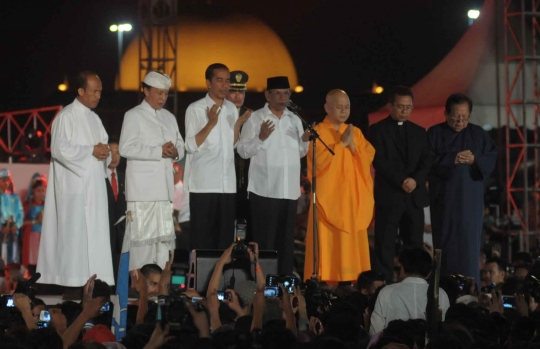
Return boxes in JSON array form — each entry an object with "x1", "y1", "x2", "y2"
[{"x1": 0, "y1": 163, "x2": 50, "y2": 201}]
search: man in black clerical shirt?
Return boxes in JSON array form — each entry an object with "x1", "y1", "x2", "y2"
[{"x1": 368, "y1": 86, "x2": 432, "y2": 284}]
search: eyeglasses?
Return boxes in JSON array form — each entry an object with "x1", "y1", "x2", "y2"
[
  {"x1": 269, "y1": 90, "x2": 292, "y2": 97},
  {"x1": 392, "y1": 104, "x2": 413, "y2": 112}
]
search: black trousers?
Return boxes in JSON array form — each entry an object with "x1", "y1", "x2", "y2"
[
  {"x1": 249, "y1": 192, "x2": 297, "y2": 276},
  {"x1": 190, "y1": 193, "x2": 236, "y2": 250},
  {"x1": 374, "y1": 198, "x2": 424, "y2": 283},
  {"x1": 174, "y1": 221, "x2": 191, "y2": 266}
]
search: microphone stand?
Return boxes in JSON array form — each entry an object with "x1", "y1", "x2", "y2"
[{"x1": 288, "y1": 106, "x2": 334, "y2": 282}]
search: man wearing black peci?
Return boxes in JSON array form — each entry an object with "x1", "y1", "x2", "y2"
[{"x1": 368, "y1": 86, "x2": 432, "y2": 284}]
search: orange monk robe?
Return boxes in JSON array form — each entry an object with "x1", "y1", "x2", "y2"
[{"x1": 304, "y1": 118, "x2": 375, "y2": 282}]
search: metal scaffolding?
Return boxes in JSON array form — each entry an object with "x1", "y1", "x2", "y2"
[
  {"x1": 138, "y1": 0, "x2": 178, "y2": 115},
  {"x1": 504, "y1": 0, "x2": 540, "y2": 251}
]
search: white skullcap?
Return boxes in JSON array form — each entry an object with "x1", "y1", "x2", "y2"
[{"x1": 143, "y1": 71, "x2": 172, "y2": 89}]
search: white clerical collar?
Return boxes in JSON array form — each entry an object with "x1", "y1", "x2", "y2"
[
  {"x1": 73, "y1": 98, "x2": 91, "y2": 113},
  {"x1": 398, "y1": 122, "x2": 404, "y2": 126}
]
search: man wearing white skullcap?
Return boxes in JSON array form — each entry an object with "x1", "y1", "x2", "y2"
[{"x1": 119, "y1": 71, "x2": 185, "y2": 273}]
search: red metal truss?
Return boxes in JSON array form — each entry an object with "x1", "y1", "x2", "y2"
[
  {"x1": 505, "y1": 0, "x2": 540, "y2": 251},
  {"x1": 0, "y1": 106, "x2": 62, "y2": 161}
]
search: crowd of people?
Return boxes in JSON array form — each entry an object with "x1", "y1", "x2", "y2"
[{"x1": 3, "y1": 242, "x2": 540, "y2": 349}]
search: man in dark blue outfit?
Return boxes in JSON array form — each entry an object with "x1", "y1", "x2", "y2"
[{"x1": 428, "y1": 94, "x2": 497, "y2": 283}]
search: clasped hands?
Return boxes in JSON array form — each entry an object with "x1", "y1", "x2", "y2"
[
  {"x1": 402, "y1": 177, "x2": 417, "y2": 193},
  {"x1": 455, "y1": 150, "x2": 475, "y2": 165},
  {"x1": 162, "y1": 141, "x2": 178, "y2": 159},
  {"x1": 341, "y1": 124, "x2": 355, "y2": 153},
  {"x1": 92, "y1": 143, "x2": 110, "y2": 160}
]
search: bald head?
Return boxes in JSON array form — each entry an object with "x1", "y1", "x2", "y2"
[{"x1": 325, "y1": 89, "x2": 350, "y2": 126}]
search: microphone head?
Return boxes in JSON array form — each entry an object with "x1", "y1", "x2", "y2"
[{"x1": 287, "y1": 100, "x2": 301, "y2": 111}]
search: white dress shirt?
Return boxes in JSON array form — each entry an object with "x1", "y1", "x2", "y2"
[
  {"x1": 184, "y1": 94, "x2": 239, "y2": 193},
  {"x1": 237, "y1": 104, "x2": 309, "y2": 200},
  {"x1": 106, "y1": 168, "x2": 116, "y2": 185},
  {"x1": 369, "y1": 277, "x2": 450, "y2": 335}
]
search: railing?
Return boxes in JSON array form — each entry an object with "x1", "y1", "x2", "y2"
[{"x1": 0, "y1": 106, "x2": 62, "y2": 163}]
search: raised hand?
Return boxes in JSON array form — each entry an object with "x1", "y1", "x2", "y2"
[
  {"x1": 158, "y1": 261, "x2": 172, "y2": 296},
  {"x1": 224, "y1": 289, "x2": 244, "y2": 316},
  {"x1": 82, "y1": 274, "x2": 97, "y2": 308},
  {"x1": 259, "y1": 120, "x2": 275, "y2": 141},
  {"x1": 144, "y1": 322, "x2": 174, "y2": 349},
  {"x1": 13, "y1": 293, "x2": 32, "y2": 313},
  {"x1": 218, "y1": 242, "x2": 236, "y2": 265},
  {"x1": 236, "y1": 109, "x2": 252, "y2": 129},
  {"x1": 206, "y1": 105, "x2": 221, "y2": 126}
]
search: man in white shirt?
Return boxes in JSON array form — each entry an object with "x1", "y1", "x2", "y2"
[
  {"x1": 184, "y1": 63, "x2": 251, "y2": 250},
  {"x1": 38, "y1": 71, "x2": 114, "y2": 286},
  {"x1": 238, "y1": 76, "x2": 310, "y2": 275},
  {"x1": 119, "y1": 71, "x2": 185, "y2": 272},
  {"x1": 369, "y1": 248, "x2": 450, "y2": 335}
]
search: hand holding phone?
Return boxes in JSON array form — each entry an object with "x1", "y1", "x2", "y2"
[{"x1": 100, "y1": 301, "x2": 111, "y2": 312}]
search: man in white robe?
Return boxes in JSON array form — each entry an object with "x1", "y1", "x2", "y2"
[
  {"x1": 37, "y1": 71, "x2": 114, "y2": 286},
  {"x1": 119, "y1": 71, "x2": 185, "y2": 272}
]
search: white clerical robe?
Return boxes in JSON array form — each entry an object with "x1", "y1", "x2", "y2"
[{"x1": 37, "y1": 98, "x2": 114, "y2": 286}]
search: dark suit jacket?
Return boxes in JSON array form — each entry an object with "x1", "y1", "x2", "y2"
[
  {"x1": 106, "y1": 170, "x2": 127, "y2": 272},
  {"x1": 368, "y1": 116, "x2": 431, "y2": 208}
]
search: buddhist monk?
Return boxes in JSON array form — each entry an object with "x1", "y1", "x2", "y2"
[{"x1": 304, "y1": 89, "x2": 375, "y2": 282}]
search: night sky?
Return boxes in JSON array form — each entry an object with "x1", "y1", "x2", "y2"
[{"x1": 0, "y1": 0, "x2": 483, "y2": 122}]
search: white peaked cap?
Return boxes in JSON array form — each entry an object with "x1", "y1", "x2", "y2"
[{"x1": 143, "y1": 71, "x2": 172, "y2": 89}]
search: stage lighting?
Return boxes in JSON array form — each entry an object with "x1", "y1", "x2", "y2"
[
  {"x1": 119, "y1": 24, "x2": 132, "y2": 32},
  {"x1": 58, "y1": 83, "x2": 67, "y2": 92},
  {"x1": 294, "y1": 85, "x2": 304, "y2": 93},
  {"x1": 468, "y1": 10, "x2": 480, "y2": 19},
  {"x1": 110, "y1": 24, "x2": 118, "y2": 32}
]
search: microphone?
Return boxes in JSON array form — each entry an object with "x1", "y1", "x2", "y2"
[{"x1": 287, "y1": 100, "x2": 301, "y2": 111}]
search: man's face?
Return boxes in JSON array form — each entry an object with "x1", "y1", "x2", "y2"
[
  {"x1": 514, "y1": 267, "x2": 529, "y2": 280},
  {"x1": 445, "y1": 103, "x2": 470, "y2": 132},
  {"x1": 362, "y1": 280, "x2": 385, "y2": 297},
  {"x1": 144, "y1": 86, "x2": 169, "y2": 110},
  {"x1": 389, "y1": 95, "x2": 413, "y2": 122},
  {"x1": 485, "y1": 262, "x2": 505, "y2": 285},
  {"x1": 325, "y1": 94, "x2": 351, "y2": 125},
  {"x1": 226, "y1": 90, "x2": 246, "y2": 108},
  {"x1": 108, "y1": 143, "x2": 120, "y2": 170},
  {"x1": 206, "y1": 68, "x2": 230, "y2": 101},
  {"x1": 146, "y1": 272, "x2": 161, "y2": 296},
  {"x1": 265, "y1": 89, "x2": 291, "y2": 112},
  {"x1": 78, "y1": 75, "x2": 102, "y2": 109}
]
